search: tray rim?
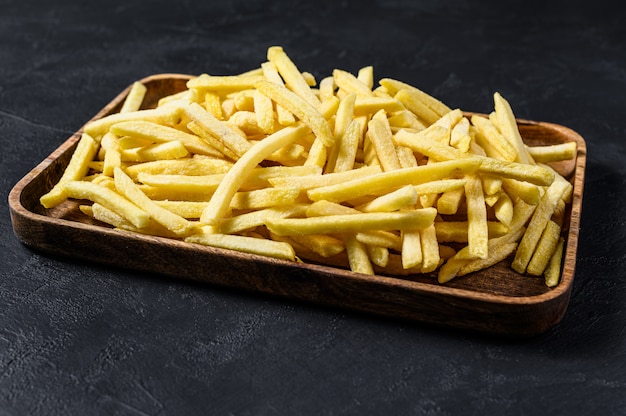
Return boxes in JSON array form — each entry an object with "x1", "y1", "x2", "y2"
[{"x1": 8, "y1": 73, "x2": 587, "y2": 334}]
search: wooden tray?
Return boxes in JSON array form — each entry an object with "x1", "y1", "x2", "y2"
[{"x1": 9, "y1": 74, "x2": 587, "y2": 337}]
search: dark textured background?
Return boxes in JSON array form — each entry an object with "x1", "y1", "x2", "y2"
[{"x1": 2, "y1": 0, "x2": 625, "y2": 414}]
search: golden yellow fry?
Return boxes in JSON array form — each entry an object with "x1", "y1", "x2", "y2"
[
  {"x1": 476, "y1": 156, "x2": 554, "y2": 186},
  {"x1": 356, "y1": 230, "x2": 402, "y2": 251},
  {"x1": 492, "y1": 92, "x2": 532, "y2": 164},
  {"x1": 436, "y1": 186, "x2": 465, "y2": 215},
  {"x1": 457, "y1": 242, "x2": 518, "y2": 277},
  {"x1": 288, "y1": 234, "x2": 345, "y2": 258},
  {"x1": 114, "y1": 167, "x2": 192, "y2": 236},
  {"x1": 357, "y1": 185, "x2": 417, "y2": 212},
  {"x1": 266, "y1": 208, "x2": 437, "y2": 236},
  {"x1": 101, "y1": 132, "x2": 122, "y2": 177},
  {"x1": 434, "y1": 221, "x2": 509, "y2": 243},
  {"x1": 344, "y1": 234, "x2": 374, "y2": 275},
  {"x1": 154, "y1": 200, "x2": 208, "y2": 219},
  {"x1": 186, "y1": 73, "x2": 265, "y2": 91},
  {"x1": 186, "y1": 121, "x2": 240, "y2": 160},
  {"x1": 230, "y1": 187, "x2": 300, "y2": 210},
  {"x1": 420, "y1": 223, "x2": 440, "y2": 273},
  {"x1": 307, "y1": 158, "x2": 481, "y2": 203},
  {"x1": 218, "y1": 204, "x2": 309, "y2": 234},
  {"x1": 267, "y1": 46, "x2": 321, "y2": 107},
  {"x1": 84, "y1": 106, "x2": 180, "y2": 138},
  {"x1": 366, "y1": 244, "x2": 389, "y2": 268},
  {"x1": 333, "y1": 68, "x2": 374, "y2": 97},
  {"x1": 450, "y1": 116, "x2": 472, "y2": 152},
  {"x1": 120, "y1": 81, "x2": 147, "y2": 113},
  {"x1": 493, "y1": 191, "x2": 514, "y2": 227},
  {"x1": 137, "y1": 172, "x2": 224, "y2": 194},
  {"x1": 40, "y1": 133, "x2": 100, "y2": 208},
  {"x1": 394, "y1": 89, "x2": 444, "y2": 126},
  {"x1": 200, "y1": 124, "x2": 311, "y2": 225},
  {"x1": 260, "y1": 61, "x2": 297, "y2": 126},
  {"x1": 379, "y1": 78, "x2": 452, "y2": 119},
  {"x1": 353, "y1": 96, "x2": 404, "y2": 116},
  {"x1": 124, "y1": 157, "x2": 232, "y2": 179},
  {"x1": 185, "y1": 232, "x2": 296, "y2": 261},
  {"x1": 465, "y1": 174, "x2": 489, "y2": 259},
  {"x1": 255, "y1": 80, "x2": 334, "y2": 147},
  {"x1": 526, "y1": 220, "x2": 562, "y2": 276},
  {"x1": 110, "y1": 120, "x2": 222, "y2": 157},
  {"x1": 501, "y1": 179, "x2": 542, "y2": 205},
  {"x1": 470, "y1": 114, "x2": 518, "y2": 162},
  {"x1": 182, "y1": 102, "x2": 252, "y2": 158},
  {"x1": 63, "y1": 180, "x2": 150, "y2": 229},
  {"x1": 330, "y1": 118, "x2": 362, "y2": 173},
  {"x1": 367, "y1": 116, "x2": 402, "y2": 171},
  {"x1": 401, "y1": 230, "x2": 422, "y2": 270},
  {"x1": 268, "y1": 165, "x2": 380, "y2": 190},
  {"x1": 203, "y1": 91, "x2": 224, "y2": 119},
  {"x1": 526, "y1": 142, "x2": 577, "y2": 163},
  {"x1": 396, "y1": 145, "x2": 419, "y2": 168},
  {"x1": 357, "y1": 66, "x2": 374, "y2": 90},
  {"x1": 120, "y1": 140, "x2": 189, "y2": 162},
  {"x1": 511, "y1": 178, "x2": 571, "y2": 273},
  {"x1": 252, "y1": 89, "x2": 276, "y2": 134},
  {"x1": 413, "y1": 178, "x2": 467, "y2": 196},
  {"x1": 394, "y1": 128, "x2": 463, "y2": 161},
  {"x1": 544, "y1": 237, "x2": 565, "y2": 287}
]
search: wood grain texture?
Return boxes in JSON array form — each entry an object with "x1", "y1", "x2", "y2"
[{"x1": 8, "y1": 74, "x2": 587, "y2": 337}]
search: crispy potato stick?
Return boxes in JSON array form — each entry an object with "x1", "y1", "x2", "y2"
[
  {"x1": 465, "y1": 174, "x2": 489, "y2": 259},
  {"x1": 511, "y1": 178, "x2": 571, "y2": 273},
  {"x1": 394, "y1": 128, "x2": 464, "y2": 161},
  {"x1": 218, "y1": 204, "x2": 309, "y2": 234},
  {"x1": 120, "y1": 140, "x2": 189, "y2": 162},
  {"x1": 333, "y1": 69, "x2": 374, "y2": 97},
  {"x1": 420, "y1": 224, "x2": 440, "y2": 273},
  {"x1": 470, "y1": 115, "x2": 517, "y2": 162},
  {"x1": 357, "y1": 66, "x2": 374, "y2": 89},
  {"x1": 367, "y1": 116, "x2": 402, "y2": 171},
  {"x1": 366, "y1": 244, "x2": 389, "y2": 267},
  {"x1": 493, "y1": 191, "x2": 514, "y2": 227},
  {"x1": 356, "y1": 230, "x2": 402, "y2": 251},
  {"x1": 187, "y1": 73, "x2": 265, "y2": 91},
  {"x1": 266, "y1": 208, "x2": 437, "y2": 236},
  {"x1": 183, "y1": 102, "x2": 252, "y2": 158},
  {"x1": 267, "y1": 46, "x2": 321, "y2": 108},
  {"x1": 394, "y1": 89, "x2": 444, "y2": 126},
  {"x1": 457, "y1": 242, "x2": 518, "y2": 277},
  {"x1": 344, "y1": 234, "x2": 374, "y2": 275},
  {"x1": 101, "y1": 132, "x2": 122, "y2": 177},
  {"x1": 353, "y1": 96, "x2": 404, "y2": 116},
  {"x1": 476, "y1": 157, "x2": 554, "y2": 186},
  {"x1": 40, "y1": 133, "x2": 100, "y2": 208},
  {"x1": 526, "y1": 142, "x2": 577, "y2": 163},
  {"x1": 269, "y1": 165, "x2": 381, "y2": 190},
  {"x1": 434, "y1": 221, "x2": 509, "y2": 243},
  {"x1": 253, "y1": 89, "x2": 276, "y2": 134},
  {"x1": 137, "y1": 172, "x2": 225, "y2": 194},
  {"x1": 255, "y1": 80, "x2": 334, "y2": 147},
  {"x1": 88, "y1": 203, "x2": 181, "y2": 238},
  {"x1": 63, "y1": 180, "x2": 150, "y2": 229},
  {"x1": 120, "y1": 82, "x2": 147, "y2": 113},
  {"x1": 230, "y1": 187, "x2": 300, "y2": 210},
  {"x1": 544, "y1": 237, "x2": 565, "y2": 287},
  {"x1": 357, "y1": 185, "x2": 417, "y2": 212},
  {"x1": 379, "y1": 78, "x2": 452, "y2": 118},
  {"x1": 261, "y1": 61, "x2": 297, "y2": 125},
  {"x1": 450, "y1": 116, "x2": 472, "y2": 152},
  {"x1": 305, "y1": 199, "x2": 358, "y2": 216},
  {"x1": 436, "y1": 187, "x2": 465, "y2": 215},
  {"x1": 501, "y1": 179, "x2": 542, "y2": 205},
  {"x1": 114, "y1": 167, "x2": 192, "y2": 236},
  {"x1": 288, "y1": 234, "x2": 345, "y2": 258},
  {"x1": 185, "y1": 233, "x2": 296, "y2": 261},
  {"x1": 84, "y1": 106, "x2": 180, "y2": 138},
  {"x1": 413, "y1": 178, "x2": 466, "y2": 195},
  {"x1": 186, "y1": 121, "x2": 240, "y2": 160},
  {"x1": 124, "y1": 157, "x2": 232, "y2": 179},
  {"x1": 110, "y1": 120, "x2": 222, "y2": 157},
  {"x1": 401, "y1": 231, "x2": 423, "y2": 270},
  {"x1": 203, "y1": 91, "x2": 224, "y2": 119},
  {"x1": 200, "y1": 124, "x2": 310, "y2": 225},
  {"x1": 154, "y1": 200, "x2": 208, "y2": 219},
  {"x1": 526, "y1": 220, "x2": 562, "y2": 276},
  {"x1": 330, "y1": 118, "x2": 362, "y2": 173},
  {"x1": 307, "y1": 158, "x2": 481, "y2": 203},
  {"x1": 492, "y1": 92, "x2": 532, "y2": 164}
]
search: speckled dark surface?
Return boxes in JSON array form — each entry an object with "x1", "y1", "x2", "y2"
[{"x1": 2, "y1": 0, "x2": 625, "y2": 414}]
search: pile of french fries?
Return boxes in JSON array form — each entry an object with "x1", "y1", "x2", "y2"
[{"x1": 40, "y1": 46, "x2": 577, "y2": 286}]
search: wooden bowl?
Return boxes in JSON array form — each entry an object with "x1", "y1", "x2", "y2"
[{"x1": 9, "y1": 74, "x2": 587, "y2": 337}]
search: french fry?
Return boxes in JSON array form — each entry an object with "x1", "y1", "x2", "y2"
[
  {"x1": 544, "y1": 237, "x2": 565, "y2": 287},
  {"x1": 464, "y1": 174, "x2": 489, "y2": 259},
  {"x1": 40, "y1": 133, "x2": 100, "y2": 208},
  {"x1": 200, "y1": 124, "x2": 311, "y2": 225},
  {"x1": 120, "y1": 82, "x2": 147, "y2": 113},
  {"x1": 266, "y1": 46, "x2": 321, "y2": 108},
  {"x1": 114, "y1": 167, "x2": 192, "y2": 236},
  {"x1": 344, "y1": 234, "x2": 374, "y2": 275},
  {"x1": 186, "y1": 232, "x2": 296, "y2": 261},
  {"x1": 526, "y1": 142, "x2": 577, "y2": 163},
  {"x1": 526, "y1": 220, "x2": 562, "y2": 276},
  {"x1": 266, "y1": 208, "x2": 437, "y2": 236}
]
